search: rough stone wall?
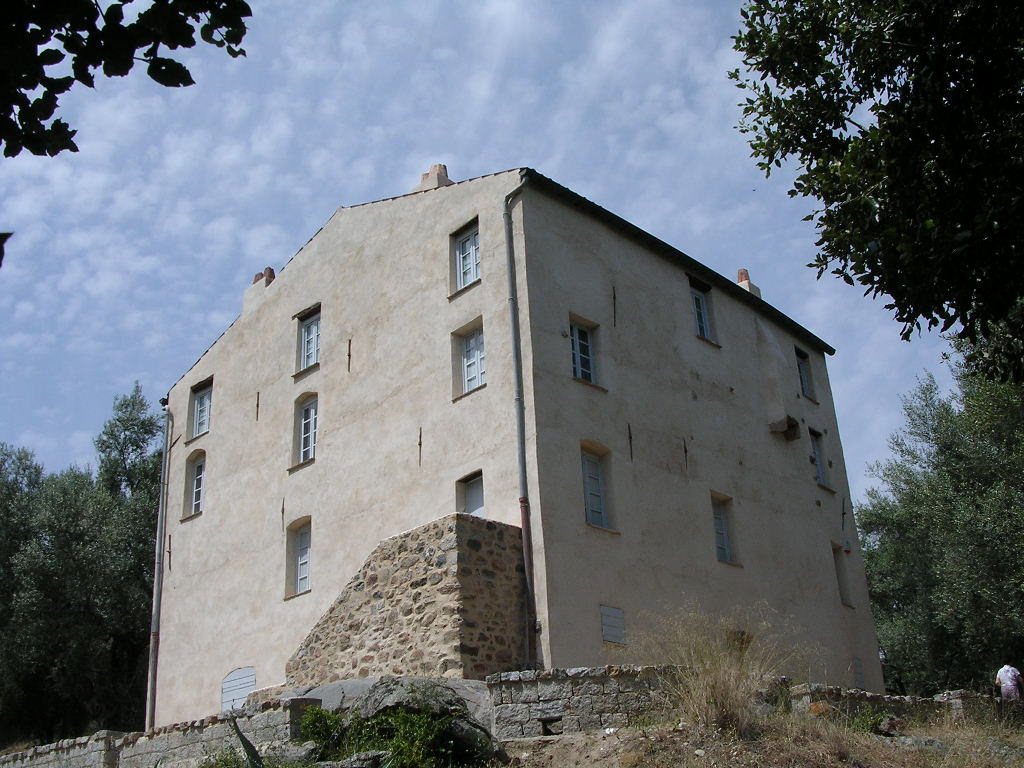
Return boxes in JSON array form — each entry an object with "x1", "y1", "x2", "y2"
[
  {"x1": 285, "y1": 514, "x2": 525, "y2": 687},
  {"x1": 488, "y1": 666, "x2": 666, "y2": 739},
  {"x1": 790, "y1": 683, "x2": 994, "y2": 721},
  {"x1": 0, "y1": 731, "x2": 123, "y2": 768}
]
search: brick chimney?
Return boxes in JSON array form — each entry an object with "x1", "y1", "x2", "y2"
[
  {"x1": 736, "y1": 268, "x2": 762, "y2": 298},
  {"x1": 413, "y1": 164, "x2": 454, "y2": 192}
]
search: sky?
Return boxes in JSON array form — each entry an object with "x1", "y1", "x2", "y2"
[{"x1": 0, "y1": 0, "x2": 954, "y2": 504}]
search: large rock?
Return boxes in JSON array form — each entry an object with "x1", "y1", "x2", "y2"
[{"x1": 346, "y1": 677, "x2": 501, "y2": 761}]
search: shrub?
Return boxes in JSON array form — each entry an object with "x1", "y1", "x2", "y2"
[{"x1": 633, "y1": 601, "x2": 812, "y2": 737}]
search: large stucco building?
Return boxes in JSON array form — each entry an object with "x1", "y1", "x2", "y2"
[{"x1": 151, "y1": 165, "x2": 882, "y2": 726}]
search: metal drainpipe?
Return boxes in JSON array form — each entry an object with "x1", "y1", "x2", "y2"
[
  {"x1": 145, "y1": 399, "x2": 173, "y2": 731},
  {"x1": 503, "y1": 176, "x2": 536, "y2": 668}
]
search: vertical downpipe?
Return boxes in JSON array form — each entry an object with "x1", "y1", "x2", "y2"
[
  {"x1": 145, "y1": 399, "x2": 173, "y2": 731},
  {"x1": 503, "y1": 176, "x2": 537, "y2": 668}
]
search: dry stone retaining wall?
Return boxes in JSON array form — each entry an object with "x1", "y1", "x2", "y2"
[
  {"x1": 790, "y1": 683, "x2": 994, "y2": 721},
  {"x1": 488, "y1": 666, "x2": 667, "y2": 739},
  {"x1": 0, "y1": 731, "x2": 123, "y2": 768},
  {"x1": 285, "y1": 513, "x2": 526, "y2": 687}
]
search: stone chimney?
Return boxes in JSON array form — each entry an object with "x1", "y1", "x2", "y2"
[
  {"x1": 243, "y1": 266, "x2": 276, "y2": 315},
  {"x1": 736, "y1": 268, "x2": 762, "y2": 299},
  {"x1": 413, "y1": 164, "x2": 454, "y2": 192}
]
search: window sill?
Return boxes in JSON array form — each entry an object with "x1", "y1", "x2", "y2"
[
  {"x1": 696, "y1": 335, "x2": 721, "y2": 349},
  {"x1": 448, "y1": 278, "x2": 481, "y2": 301},
  {"x1": 798, "y1": 393, "x2": 819, "y2": 405},
  {"x1": 586, "y1": 521, "x2": 620, "y2": 535},
  {"x1": 180, "y1": 511, "x2": 203, "y2": 523},
  {"x1": 717, "y1": 559, "x2": 744, "y2": 568},
  {"x1": 817, "y1": 482, "x2": 837, "y2": 495},
  {"x1": 288, "y1": 458, "x2": 316, "y2": 474},
  {"x1": 284, "y1": 589, "x2": 311, "y2": 602},
  {"x1": 183, "y1": 430, "x2": 208, "y2": 447},
  {"x1": 841, "y1": 601, "x2": 855, "y2": 609},
  {"x1": 573, "y1": 377, "x2": 608, "y2": 393},
  {"x1": 293, "y1": 362, "x2": 320, "y2": 381},
  {"x1": 452, "y1": 383, "x2": 487, "y2": 403}
]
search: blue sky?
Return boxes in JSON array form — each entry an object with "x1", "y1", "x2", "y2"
[{"x1": 0, "y1": 0, "x2": 952, "y2": 502}]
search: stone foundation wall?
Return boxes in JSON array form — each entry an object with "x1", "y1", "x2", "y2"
[
  {"x1": 488, "y1": 666, "x2": 666, "y2": 739},
  {"x1": 285, "y1": 514, "x2": 526, "y2": 687},
  {"x1": 0, "y1": 731, "x2": 123, "y2": 768}
]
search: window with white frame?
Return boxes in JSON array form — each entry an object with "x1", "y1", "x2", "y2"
[
  {"x1": 809, "y1": 429, "x2": 827, "y2": 486},
  {"x1": 295, "y1": 524, "x2": 311, "y2": 593},
  {"x1": 189, "y1": 454, "x2": 205, "y2": 516},
  {"x1": 570, "y1": 322, "x2": 596, "y2": 384},
  {"x1": 600, "y1": 604, "x2": 625, "y2": 644},
  {"x1": 458, "y1": 471, "x2": 484, "y2": 516},
  {"x1": 796, "y1": 347, "x2": 815, "y2": 400},
  {"x1": 462, "y1": 327, "x2": 486, "y2": 392},
  {"x1": 454, "y1": 225, "x2": 480, "y2": 290},
  {"x1": 297, "y1": 396, "x2": 318, "y2": 463},
  {"x1": 191, "y1": 383, "x2": 212, "y2": 437},
  {"x1": 286, "y1": 519, "x2": 312, "y2": 597},
  {"x1": 581, "y1": 450, "x2": 609, "y2": 527},
  {"x1": 691, "y1": 288, "x2": 713, "y2": 341},
  {"x1": 301, "y1": 313, "x2": 320, "y2": 370},
  {"x1": 711, "y1": 494, "x2": 735, "y2": 563}
]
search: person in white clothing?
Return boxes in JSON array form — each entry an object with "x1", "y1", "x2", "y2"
[{"x1": 995, "y1": 661, "x2": 1022, "y2": 701}]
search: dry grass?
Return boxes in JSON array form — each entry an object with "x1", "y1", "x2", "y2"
[{"x1": 631, "y1": 601, "x2": 814, "y2": 737}]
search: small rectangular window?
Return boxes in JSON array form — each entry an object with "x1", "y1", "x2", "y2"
[
  {"x1": 192, "y1": 385, "x2": 212, "y2": 437},
  {"x1": 712, "y1": 495, "x2": 734, "y2": 563},
  {"x1": 191, "y1": 459, "x2": 205, "y2": 515},
  {"x1": 600, "y1": 604, "x2": 625, "y2": 644},
  {"x1": 570, "y1": 323, "x2": 596, "y2": 383},
  {"x1": 300, "y1": 398, "x2": 318, "y2": 463},
  {"x1": 301, "y1": 314, "x2": 321, "y2": 369},
  {"x1": 296, "y1": 525, "x2": 311, "y2": 593},
  {"x1": 691, "y1": 289, "x2": 713, "y2": 341},
  {"x1": 454, "y1": 225, "x2": 480, "y2": 290},
  {"x1": 462, "y1": 327, "x2": 486, "y2": 392},
  {"x1": 809, "y1": 429, "x2": 827, "y2": 486},
  {"x1": 458, "y1": 471, "x2": 484, "y2": 516},
  {"x1": 582, "y1": 451, "x2": 608, "y2": 527},
  {"x1": 851, "y1": 657, "x2": 865, "y2": 689},
  {"x1": 796, "y1": 347, "x2": 815, "y2": 400}
]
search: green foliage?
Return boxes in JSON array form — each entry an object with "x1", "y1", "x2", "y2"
[
  {"x1": 301, "y1": 704, "x2": 477, "y2": 768},
  {"x1": 848, "y1": 708, "x2": 894, "y2": 734},
  {"x1": 2, "y1": 0, "x2": 252, "y2": 157},
  {"x1": 732, "y1": 2, "x2": 1024, "y2": 380},
  {"x1": 0, "y1": 384, "x2": 162, "y2": 743},
  {"x1": 857, "y1": 346, "x2": 1024, "y2": 694}
]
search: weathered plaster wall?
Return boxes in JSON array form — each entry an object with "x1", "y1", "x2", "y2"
[
  {"x1": 285, "y1": 514, "x2": 525, "y2": 687},
  {"x1": 518, "y1": 186, "x2": 883, "y2": 691}
]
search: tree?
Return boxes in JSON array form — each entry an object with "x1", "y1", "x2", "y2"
[
  {"x1": 731, "y1": 1, "x2": 1024, "y2": 381},
  {"x1": 857, "y1": 348, "x2": 1024, "y2": 694},
  {"x1": 2, "y1": 0, "x2": 252, "y2": 157},
  {"x1": 0, "y1": 386, "x2": 161, "y2": 743}
]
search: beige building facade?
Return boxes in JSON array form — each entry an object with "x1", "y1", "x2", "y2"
[{"x1": 153, "y1": 166, "x2": 882, "y2": 726}]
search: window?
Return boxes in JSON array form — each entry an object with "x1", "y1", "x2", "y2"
[
  {"x1": 458, "y1": 471, "x2": 484, "y2": 516},
  {"x1": 691, "y1": 288, "x2": 713, "y2": 341},
  {"x1": 832, "y1": 543, "x2": 852, "y2": 606},
  {"x1": 570, "y1": 322, "x2": 596, "y2": 383},
  {"x1": 454, "y1": 224, "x2": 480, "y2": 290},
  {"x1": 600, "y1": 604, "x2": 625, "y2": 644},
  {"x1": 295, "y1": 524, "x2": 311, "y2": 593},
  {"x1": 297, "y1": 397, "x2": 318, "y2": 463},
  {"x1": 809, "y1": 429, "x2": 827, "y2": 486},
  {"x1": 301, "y1": 314, "x2": 320, "y2": 370},
  {"x1": 286, "y1": 519, "x2": 312, "y2": 597},
  {"x1": 712, "y1": 494, "x2": 735, "y2": 563},
  {"x1": 796, "y1": 347, "x2": 815, "y2": 400},
  {"x1": 851, "y1": 657, "x2": 865, "y2": 689},
  {"x1": 183, "y1": 450, "x2": 206, "y2": 517},
  {"x1": 581, "y1": 450, "x2": 608, "y2": 527},
  {"x1": 461, "y1": 327, "x2": 486, "y2": 392},
  {"x1": 221, "y1": 667, "x2": 256, "y2": 712},
  {"x1": 191, "y1": 382, "x2": 212, "y2": 437}
]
